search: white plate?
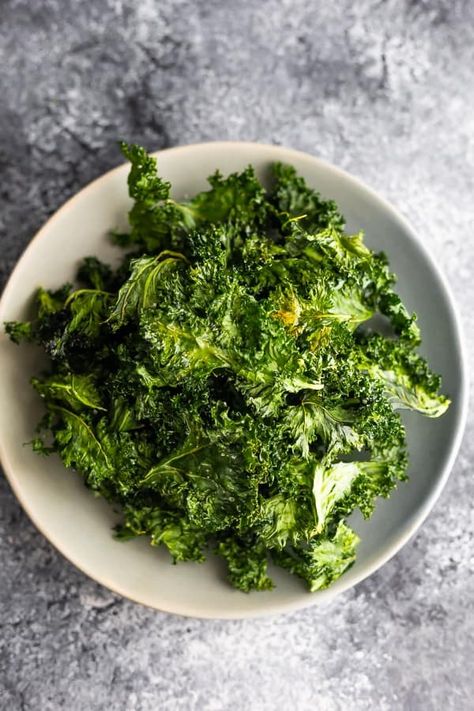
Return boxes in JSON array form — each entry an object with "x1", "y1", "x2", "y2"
[{"x1": 0, "y1": 142, "x2": 468, "y2": 618}]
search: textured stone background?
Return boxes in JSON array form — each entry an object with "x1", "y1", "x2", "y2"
[{"x1": 1, "y1": 1, "x2": 473, "y2": 709}]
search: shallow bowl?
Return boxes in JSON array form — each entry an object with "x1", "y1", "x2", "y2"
[{"x1": 0, "y1": 142, "x2": 467, "y2": 618}]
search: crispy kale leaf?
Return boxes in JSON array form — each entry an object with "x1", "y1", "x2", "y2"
[
  {"x1": 5, "y1": 144, "x2": 450, "y2": 593},
  {"x1": 273, "y1": 521, "x2": 359, "y2": 592}
]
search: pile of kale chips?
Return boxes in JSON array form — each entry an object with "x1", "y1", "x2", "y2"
[{"x1": 6, "y1": 144, "x2": 449, "y2": 592}]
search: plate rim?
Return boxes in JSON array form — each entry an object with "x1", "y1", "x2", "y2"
[{"x1": 0, "y1": 140, "x2": 469, "y2": 619}]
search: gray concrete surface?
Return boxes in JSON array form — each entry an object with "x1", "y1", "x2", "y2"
[{"x1": 1, "y1": 1, "x2": 473, "y2": 709}]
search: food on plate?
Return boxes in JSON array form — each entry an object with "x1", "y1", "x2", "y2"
[{"x1": 5, "y1": 144, "x2": 449, "y2": 592}]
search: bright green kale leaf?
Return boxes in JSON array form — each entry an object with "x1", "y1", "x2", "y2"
[
  {"x1": 117, "y1": 143, "x2": 268, "y2": 253},
  {"x1": 116, "y1": 506, "x2": 207, "y2": 563},
  {"x1": 270, "y1": 162, "x2": 345, "y2": 233},
  {"x1": 273, "y1": 520, "x2": 359, "y2": 592},
  {"x1": 32, "y1": 373, "x2": 105, "y2": 412},
  {"x1": 4, "y1": 320, "x2": 33, "y2": 344},
  {"x1": 217, "y1": 537, "x2": 274, "y2": 592},
  {"x1": 358, "y1": 334, "x2": 450, "y2": 417}
]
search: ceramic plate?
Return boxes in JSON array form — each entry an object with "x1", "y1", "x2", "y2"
[{"x1": 0, "y1": 142, "x2": 468, "y2": 618}]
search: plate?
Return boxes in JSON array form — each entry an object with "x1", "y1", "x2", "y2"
[{"x1": 0, "y1": 142, "x2": 468, "y2": 618}]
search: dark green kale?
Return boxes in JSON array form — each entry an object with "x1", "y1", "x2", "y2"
[{"x1": 5, "y1": 144, "x2": 450, "y2": 593}]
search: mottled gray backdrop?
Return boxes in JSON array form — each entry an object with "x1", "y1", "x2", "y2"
[{"x1": 1, "y1": 1, "x2": 473, "y2": 710}]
